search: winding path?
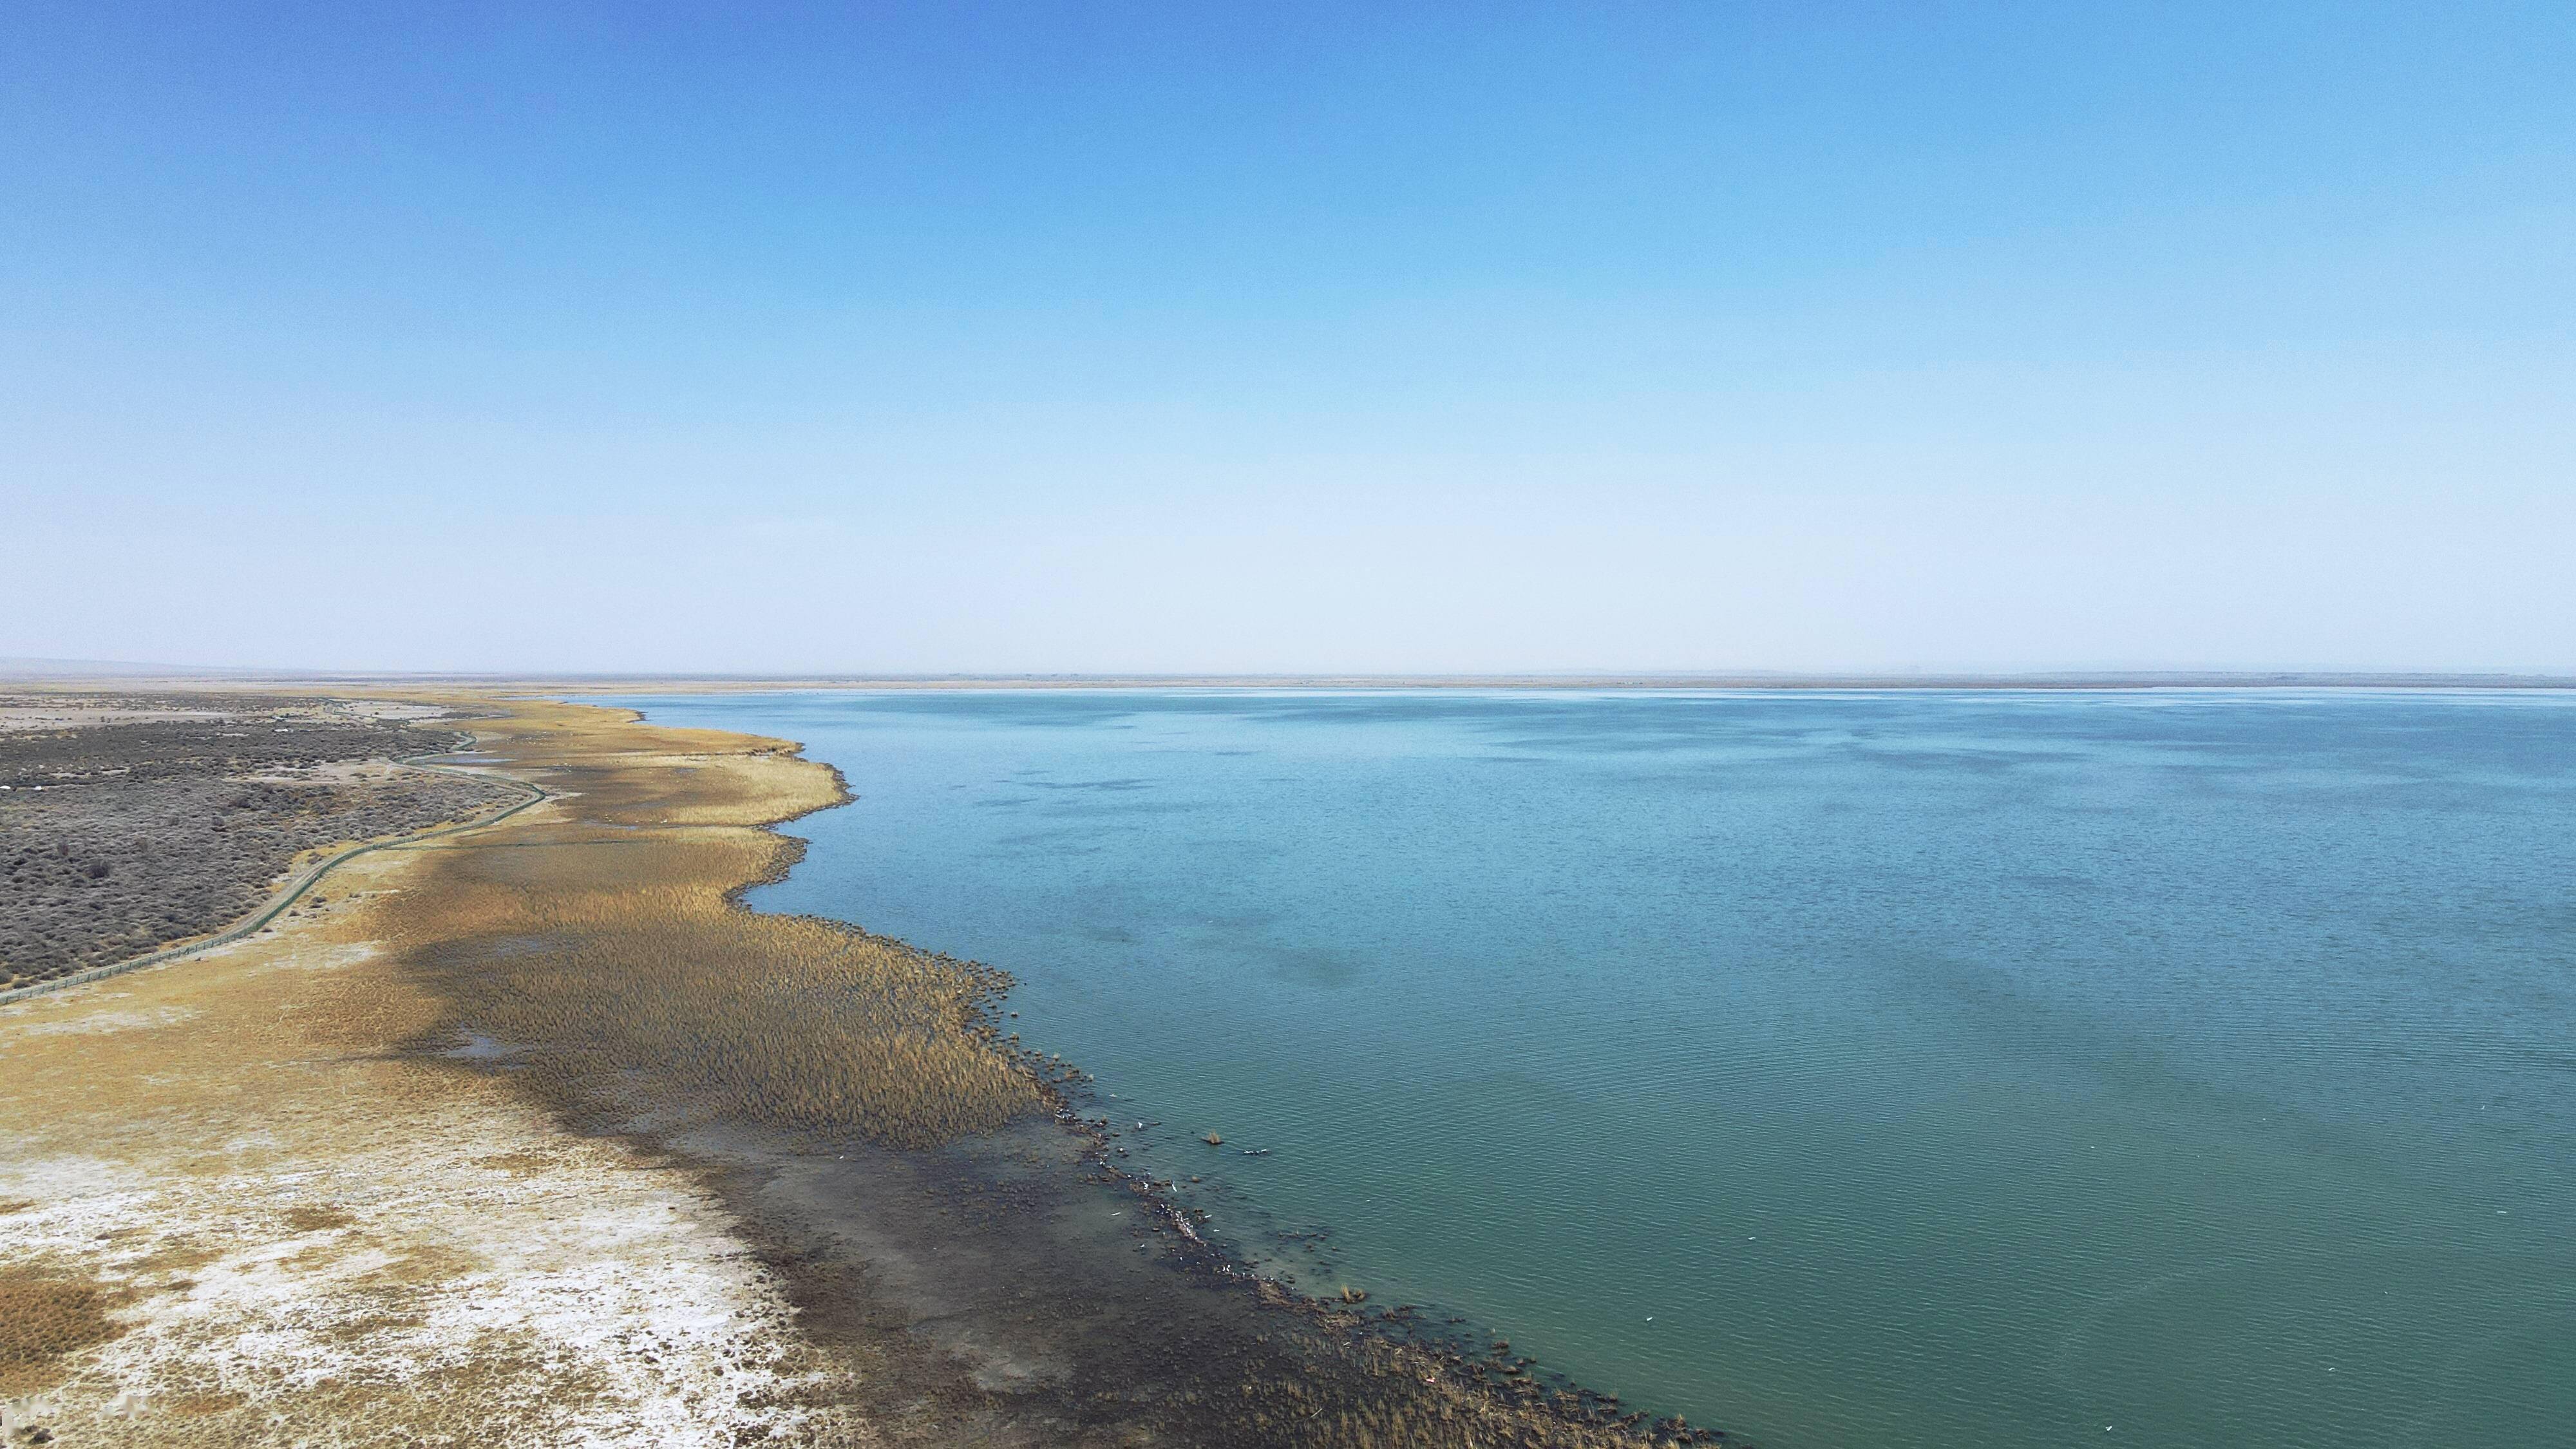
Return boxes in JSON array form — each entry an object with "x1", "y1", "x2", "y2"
[{"x1": 0, "y1": 740, "x2": 548, "y2": 1007}]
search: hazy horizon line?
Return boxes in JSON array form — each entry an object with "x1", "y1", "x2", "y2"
[{"x1": 7, "y1": 659, "x2": 2575, "y2": 691}]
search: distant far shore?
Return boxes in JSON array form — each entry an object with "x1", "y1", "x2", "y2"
[{"x1": 5, "y1": 663, "x2": 2575, "y2": 692}]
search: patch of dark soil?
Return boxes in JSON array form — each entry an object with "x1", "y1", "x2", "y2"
[{"x1": 0, "y1": 1270, "x2": 122, "y2": 1397}]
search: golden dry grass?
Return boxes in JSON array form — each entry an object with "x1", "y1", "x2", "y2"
[
  {"x1": 379, "y1": 698, "x2": 1041, "y2": 1150},
  {"x1": 0, "y1": 1271, "x2": 117, "y2": 1397}
]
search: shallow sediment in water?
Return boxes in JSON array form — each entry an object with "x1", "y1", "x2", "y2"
[{"x1": 0, "y1": 741, "x2": 863, "y2": 1448}]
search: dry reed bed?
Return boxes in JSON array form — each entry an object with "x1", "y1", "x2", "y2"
[
  {"x1": 1, "y1": 828, "x2": 872, "y2": 1448},
  {"x1": 377, "y1": 696, "x2": 1041, "y2": 1148},
  {"x1": 388, "y1": 837, "x2": 1041, "y2": 1148},
  {"x1": 0, "y1": 1274, "x2": 118, "y2": 1399}
]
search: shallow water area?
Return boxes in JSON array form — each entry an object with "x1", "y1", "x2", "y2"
[{"x1": 603, "y1": 688, "x2": 2576, "y2": 1449}]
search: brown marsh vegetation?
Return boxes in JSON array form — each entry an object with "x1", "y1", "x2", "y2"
[
  {"x1": 1, "y1": 803, "x2": 858, "y2": 1448},
  {"x1": 0, "y1": 1269, "x2": 118, "y2": 1398},
  {"x1": 378, "y1": 698, "x2": 1044, "y2": 1148}
]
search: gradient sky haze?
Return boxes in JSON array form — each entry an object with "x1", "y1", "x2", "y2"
[{"x1": 6, "y1": 2, "x2": 2572, "y2": 673}]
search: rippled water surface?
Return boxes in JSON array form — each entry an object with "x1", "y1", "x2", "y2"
[{"x1": 607, "y1": 690, "x2": 2576, "y2": 1449}]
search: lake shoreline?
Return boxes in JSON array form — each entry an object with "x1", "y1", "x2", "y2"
[{"x1": 417, "y1": 693, "x2": 1726, "y2": 1447}]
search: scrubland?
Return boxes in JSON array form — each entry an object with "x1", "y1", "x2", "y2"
[{"x1": 0, "y1": 694, "x2": 511, "y2": 986}]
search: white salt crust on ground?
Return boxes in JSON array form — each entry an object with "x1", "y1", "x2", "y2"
[
  {"x1": 1, "y1": 1130, "x2": 862, "y2": 1447},
  {"x1": 0, "y1": 861, "x2": 874, "y2": 1448}
]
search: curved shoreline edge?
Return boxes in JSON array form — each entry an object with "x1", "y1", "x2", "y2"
[{"x1": 580, "y1": 691, "x2": 1738, "y2": 1446}]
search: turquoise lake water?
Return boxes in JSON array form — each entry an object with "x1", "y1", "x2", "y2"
[{"x1": 606, "y1": 690, "x2": 2575, "y2": 1448}]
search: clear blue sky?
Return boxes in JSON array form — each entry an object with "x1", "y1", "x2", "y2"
[{"x1": 6, "y1": 3, "x2": 2571, "y2": 674}]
